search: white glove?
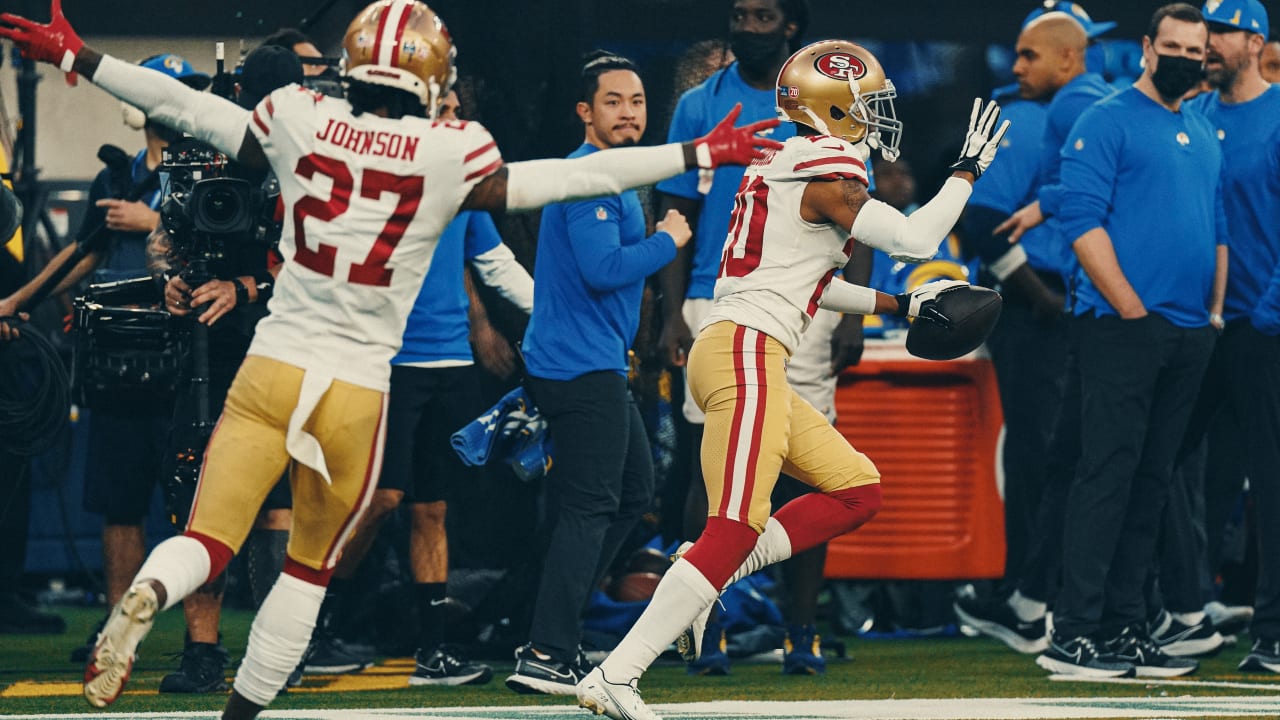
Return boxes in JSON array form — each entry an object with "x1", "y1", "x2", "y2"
[
  {"x1": 949, "y1": 99, "x2": 1010, "y2": 180},
  {"x1": 894, "y1": 279, "x2": 968, "y2": 326}
]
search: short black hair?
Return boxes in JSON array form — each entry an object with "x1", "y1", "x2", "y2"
[
  {"x1": 579, "y1": 50, "x2": 639, "y2": 104},
  {"x1": 731, "y1": 0, "x2": 810, "y2": 52},
  {"x1": 778, "y1": 0, "x2": 810, "y2": 52},
  {"x1": 1146, "y1": 3, "x2": 1205, "y2": 42},
  {"x1": 262, "y1": 28, "x2": 315, "y2": 51}
]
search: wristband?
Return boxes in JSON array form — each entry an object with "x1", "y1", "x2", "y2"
[
  {"x1": 252, "y1": 270, "x2": 274, "y2": 303},
  {"x1": 233, "y1": 278, "x2": 251, "y2": 307}
]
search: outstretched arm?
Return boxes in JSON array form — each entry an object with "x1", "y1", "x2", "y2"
[
  {"x1": 462, "y1": 103, "x2": 782, "y2": 213},
  {"x1": 0, "y1": 2, "x2": 266, "y2": 169}
]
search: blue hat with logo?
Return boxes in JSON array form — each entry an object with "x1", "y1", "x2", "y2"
[
  {"x1": 1202, "y1": 0, "x2": 1269, "y2": 35},
  {"x1": 139, "y1": 53, "x2": 211, "y2": 90},
  {"x1": 1023, "y1": 2, "x2": 1117, "y2": 39}
]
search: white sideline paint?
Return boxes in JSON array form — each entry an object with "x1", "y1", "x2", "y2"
[{"x1": 4, "y1": 696, "x2": 1280, "y2": 719}]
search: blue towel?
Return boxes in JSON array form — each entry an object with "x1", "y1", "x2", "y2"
[{"x1": 451, "y1": 387, "x2": 553, "y2": 481}]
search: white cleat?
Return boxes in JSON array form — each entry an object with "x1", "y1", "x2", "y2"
[
  {"x1": 83, "y1": 582, "x2": 159, "y2": 708},
  {"x1": 577, "y1": 667, "x2": 660, "y2": 720}
]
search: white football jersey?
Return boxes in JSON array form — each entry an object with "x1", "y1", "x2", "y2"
[
  {"x1": 702, "y1": 135, "x2": 869, "y2": 354},
  {"x1": 246, "y1": 85, "x2": 503, "y2": 390}
]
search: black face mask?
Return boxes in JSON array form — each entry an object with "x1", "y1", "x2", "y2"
[
  {"x1": 729, "y1": 29, "x2": 787, "y2": 72},
  {"x1": 1151, "y1": 53, "x2": 1203, "y2": 99}
]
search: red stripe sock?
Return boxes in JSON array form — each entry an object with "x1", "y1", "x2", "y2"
[
  {"x1": 185, "y1": 531, "x2": 234, "y2": 583},
  {"x1": 681, "y1": 516, "x2": 760, "y2": 590}
]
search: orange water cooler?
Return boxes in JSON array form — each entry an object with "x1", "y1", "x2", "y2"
[{"x1": 823, "y1": 340, "x2": 1006, "y2": 580}]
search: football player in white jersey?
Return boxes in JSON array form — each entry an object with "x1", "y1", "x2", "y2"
[
  {"x1": 574, "y1": 40, "x2": 1009, "y2": 720},
  {"x1": 0, "y1": 1, "x2": 782, "y2": 716}
]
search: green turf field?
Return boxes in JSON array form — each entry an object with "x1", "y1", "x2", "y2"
[{"x1": 2, "y1": 607, "x2": 1279, "y2": 718}]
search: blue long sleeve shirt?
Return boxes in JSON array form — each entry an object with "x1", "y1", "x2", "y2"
[
  {"x1": 965, "y1": 95, "x2": 1058, "y2": 274},
  {"x1": 394, "y1": 210, "x2": 504, "y2": 366},
  {"x1": 655, "y1": 63, "x2": 796, "y2": 299},
  {"x1": 1059, "y1": 88, "x2": 1227, "y2": 328},
  {"x1": 522, "y1": 143, "x2": 677, "y2": 380},
  {"x1": 1185, "y1": 85, "x2": 1280, "y2": 328}
]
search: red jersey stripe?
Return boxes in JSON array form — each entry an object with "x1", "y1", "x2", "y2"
[
  {"x1": 463, "y1": 158, "x2": 503, "y2": 182},
  {"x1": 465, "y1": 141, "x2": 498, "y2": 163}
]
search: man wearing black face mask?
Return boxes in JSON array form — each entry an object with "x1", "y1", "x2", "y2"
[{"x1": 1036, "y1": 3, "x2": 1227, "y2": 679}]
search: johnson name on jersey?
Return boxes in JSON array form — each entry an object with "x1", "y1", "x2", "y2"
[
  {"x1": 702, "y1": 135, "x2": 869, "y2": 354},
  {"x1": 246, "y1": 85, "x2": 503, "y2": 391}
]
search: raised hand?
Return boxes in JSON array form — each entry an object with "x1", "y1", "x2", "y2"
[
  {"x1": 0, "y1": 0, "x2": 84, "y2": 72},
  {"x1": 693, "y1": 103, "x2": 784, "y2": 169},
  {"x1": 949, "y1": 99, "x2": 1010, "y2": 180}
]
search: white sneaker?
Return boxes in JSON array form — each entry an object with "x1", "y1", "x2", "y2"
[
  {"x1": 577, "y1": 666, "x2": 660, "y2": 720},
  {"x1": 1204, "y1": 601, "x2": 1253, "y2": 636},
  {"x1": 83, "y1": 583, "x2": 159, "y2": 707}
]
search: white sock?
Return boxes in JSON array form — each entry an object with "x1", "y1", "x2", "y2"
[
  {"x1": 1007, "y1": 589, "x2": 1047, "y2": 623},
  {"x1": 233, "y1": 573, "x2": 325, "y2": 707},
  {"x1": 723, "y1": 517, "x2": 792, "y2": 589},
  {"x1": 134, "y1": 536, "x2": 212, "y2": 612},
  {"x1": 601, "y1": 558, "x2": 719, "y2": 682},
  {"x1": 1173, "y1": 610, "x2": 1206, "y2": 626}
]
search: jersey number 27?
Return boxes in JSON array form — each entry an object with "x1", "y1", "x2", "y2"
[{"x1": 291, "y1": 152, "x2": 424, "y2": 287}]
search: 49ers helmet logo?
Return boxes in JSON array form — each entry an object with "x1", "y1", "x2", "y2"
[{"x1": 813, "y1": 52, "x2": 866, "y2": 81}]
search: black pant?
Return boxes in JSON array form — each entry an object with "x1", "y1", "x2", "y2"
[
  {"x1": 986, "y1": 285, "x2": 1071, "y2": 596},
  {"x1": 1017, "y1": 321, "x2": 1082, "y2": 606},
  {"x1": 1054, "y1": 314, "x2": 1215, "y2": 639},
  {"x1": 527, "y1": 371, "x2": 654, "y2": 661},
  {"x1": 1172, "y1": 321, "x2": 1280, "y2": 638},
  {"x1": 0, "y1": 449, "x2": 31, "y2": 591}
]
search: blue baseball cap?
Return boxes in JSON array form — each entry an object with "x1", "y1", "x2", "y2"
[
  {"x1": 1202, "y1": 0, "x2": 1269, "y2": 35},
  {"x1": 1023, "y1": 2, "x2": 1117, "y2": 39},
  {"x1": 139, "y1": 53, "x2": 211, "y2": 90}
]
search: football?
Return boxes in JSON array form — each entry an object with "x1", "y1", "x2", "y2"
[
  {"x1": 905, "y1": 285, "x2": 1002, "y2": 361},
  {"x1": 609, "y1": 571, "x2": 664, "y2": 603}
]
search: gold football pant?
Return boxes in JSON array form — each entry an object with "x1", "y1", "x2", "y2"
[
  {"x1": 687, "y1": 321, "x2": 879, "y2": 532},
  {"x1": 187, "y1": 355, "x2": 387, "y2": 571}
]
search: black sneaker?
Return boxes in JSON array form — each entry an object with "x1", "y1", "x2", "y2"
[
  {"x1": 303, "y1": 632, "x2": 374, "y2": 674},
  {"x1": 1148, "y1": 610, "x2": 1223, "y2": 657},
  {"x1": 505, "y1": 643, "x2": 586, "y2": 695},
  {"x1": 1238, "y1": 637, "x2": 1280, "y2": 673},
  {"x1": 408, "y1": 645, "x2": 493, "y2": 686},
  {"x1": 1105, "y1": 625, "x2": 1198, "y2": 678},
  {"x1": 1036, "y1": 633, "x2": 1135, "y2": 677},
  {"x1": 954, "y1": 596, "x2": 1048, "y2": 654},
  {"x1": 159, "y1": 641, "x2": 229, "y2": 693},
  {"x1": 70, "y1": 615, "x2": 109, "y2": 663}
]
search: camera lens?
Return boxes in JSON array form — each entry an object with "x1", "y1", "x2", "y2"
[{"x1": 202, "y1": 188, "x2": 239, "y2": 225}]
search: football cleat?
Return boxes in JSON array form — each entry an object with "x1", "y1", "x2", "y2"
[
  {"x1": 577, "y1": 666, "x2": 660, "y2": 720},
  {"x1": 83, "y1": 583, "x2": 159, "y2": 707}
]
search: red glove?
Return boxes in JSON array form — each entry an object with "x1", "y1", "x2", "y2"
[
  {"x1": 0, "y1": 0, "x2": 84, "y2": 73},
  {"x1": 693, "y1": 103, "x2": 784, "y2": 170}
]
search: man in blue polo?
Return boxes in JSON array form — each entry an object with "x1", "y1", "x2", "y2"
[
  {"x1": 507, "y1": 52, "x2": 690, "y2": 695},
  {"x1": 955, "y1": 4, "x2": 1116, "y2": 656},
  {"x1": 1181, "y1": 0, "x2": 1280, "y2": 675},
  {"x1": 1037, "y1": 3, "x2": 1225, "y2": 679}
]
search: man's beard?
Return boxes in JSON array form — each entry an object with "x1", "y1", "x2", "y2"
[{"x1": 1206, "y1": 55, "x2": 1246, "y2": 89}]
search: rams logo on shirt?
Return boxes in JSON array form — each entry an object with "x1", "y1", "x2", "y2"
[{"x1": 1176, "y1": 132, "x2": 1190, "y2": 146}]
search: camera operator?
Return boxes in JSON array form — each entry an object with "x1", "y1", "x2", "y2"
[
  {"x1": 0, "y1": 54, "x2": 209, "y2": 664},
  {"x1": 144, "y1": 44, "x2": 302, "y2": 694}
]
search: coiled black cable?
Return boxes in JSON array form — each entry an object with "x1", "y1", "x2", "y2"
[{"x1": 0, "y1": 318, "x2": 69, "y2": 456}]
